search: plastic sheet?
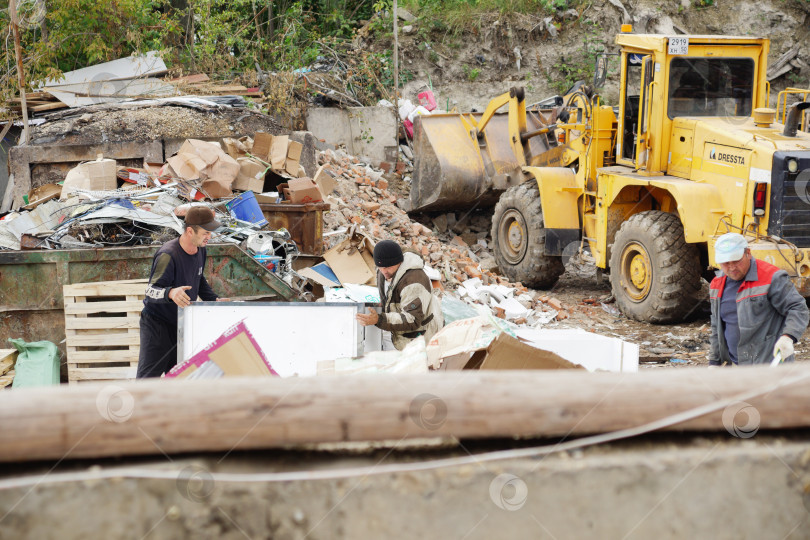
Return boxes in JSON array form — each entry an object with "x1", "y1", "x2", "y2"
[{"x1": 9, "y1": 338, "x2": 60, "y2": 388}]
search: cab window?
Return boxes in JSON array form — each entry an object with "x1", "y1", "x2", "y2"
[{"x1": 668, "y1": 58, "x2": 754, "y2": 119}]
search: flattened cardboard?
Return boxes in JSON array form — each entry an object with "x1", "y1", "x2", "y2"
[
  {"x1": 323, "y1": 231, "x2": 377, "y2": 285},
  {"x1": 286, "y1": 140, "x2": 303, "y2": 176},
  {"x1": 270, "y1": 134, "x2": 289, "y2": 171},
  {"x1": 479, "y1": 333, "x2": 583, "y2": 370},
  {"x1": 287, "y1": 177, "x2": 322, "y2": 204},
  {"x1": 252, "y1": 132, "x2": 274, "y2": 161},
  {"x1": 167, "y1": 320, "x2": 278, "y2": 378}
]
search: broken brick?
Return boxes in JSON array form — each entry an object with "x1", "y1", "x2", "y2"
[
  {"x1": 548, "y1": 298, "x2": 563, "y2": 310},
  {"x1": 464, "y1": 265, "x2": 483, "y2": 279},
  {"x1": 361, "y1": 201, "x2": 381, "y2": 212}
]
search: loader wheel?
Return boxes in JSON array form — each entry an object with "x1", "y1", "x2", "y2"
[
  {"x1": 491, "y1": 182, "x2": 564, "y2": 288},
  {"x1": 609, "y1": 211, "x2": 702, "y2": 324}
]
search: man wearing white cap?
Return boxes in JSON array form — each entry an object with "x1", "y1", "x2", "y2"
[{"x1": 709, "y1": 232, "x2": 808, "y2": 366}]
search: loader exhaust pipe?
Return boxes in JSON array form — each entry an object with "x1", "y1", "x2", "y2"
[{"x1": 782, "y1": 102, "x2": 810, "y2": 137}]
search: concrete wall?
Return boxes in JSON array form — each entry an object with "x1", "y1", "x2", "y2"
[
  {"x1": 1, "y1": 434, "x2": 808, "y2": 539},
  {"x1": 306, "y1": 106, "x2": 397, "y2": 166}
]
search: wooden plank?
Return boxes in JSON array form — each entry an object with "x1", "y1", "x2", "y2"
[
  {"x1": 30, "y1": 102, "x2": 68, "y2": 112},
  {"x1": 68, "y1": 366, "x2": 137, "y2": 381},
  {"x1": 66, "y1": 333, "x2": 141, "y2": 347},
  {"x1": 169, "y1": 73, "x2": 210, "y2": 84},
  {"x1": 66, "y1": 350, "x2": 139, "y2": 363},
  {"x1": 64, "y1": 301, "x2": 145, "y2": 315},
  {"x1": 65, "y1": 317, "x2": 141, "y2": 330},
  {"x1": 64, "y1": 280, "x2": 148, "y2": 296}
]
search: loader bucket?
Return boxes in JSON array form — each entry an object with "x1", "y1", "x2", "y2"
[{"x1": 410, "y1": 112, "x2": 554, "y2": 212}]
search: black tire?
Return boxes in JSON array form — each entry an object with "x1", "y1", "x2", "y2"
[
  {"x1": 609, "y1": 210, "x2": 702, "y2": 324},
  {"x1": 491, "y1": 182, "x2": 564, "y2": 288}
]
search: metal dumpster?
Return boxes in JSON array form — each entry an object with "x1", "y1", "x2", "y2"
[
  {"x1": 0, "y1": 244, "x2": 300, "y2": 356},
  {"x1": 259, "y1": 202, "x2": 330, "y2": 256}
]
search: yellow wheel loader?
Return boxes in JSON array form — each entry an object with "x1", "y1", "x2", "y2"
[{"x1": 410, "y1": 31, "x2": 810, "y2": 323}]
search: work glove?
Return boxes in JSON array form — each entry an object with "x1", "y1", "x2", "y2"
[{"x1": 772, "y1": 335, "x2": 794, "y2": 363}]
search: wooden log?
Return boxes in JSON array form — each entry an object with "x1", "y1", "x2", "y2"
[{"x1": 1, "y1": 365, "x2": 810, "y2": 463}]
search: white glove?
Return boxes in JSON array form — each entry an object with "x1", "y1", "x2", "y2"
[{"x1": 773, "y1": 335, "x2": 794, "y2": 362}]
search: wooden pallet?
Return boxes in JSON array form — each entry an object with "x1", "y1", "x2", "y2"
[
  {"x1": 63, "y1": 279, "x2": 148, "y2": 384},
  {"x1": 0, "y1": 349, "x2": 18, "y2": 389}
]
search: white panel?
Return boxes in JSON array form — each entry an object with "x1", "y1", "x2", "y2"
[
  {"x1": 180, "y1": 302, "x2": 363, "y2": 377},
  {"x1": 513, "y1": 328, "x2": 639, "y2": 372}
]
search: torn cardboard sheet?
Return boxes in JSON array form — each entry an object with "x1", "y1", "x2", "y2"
[
  {"x1": 322, "y1": 228, "x2": 377, "y2": 285},
  {"x1": 514, "y1": 327, "x2": 639, "y2": 373},
  {"x1": 476, "y1": 333, "x2": 583, "y2": 370},
  {"x1": 299, "y1": 262, "x2": 341, "y2": 288},
  {"x1": 167, "y1": 320, "x2": 279, "y2": 378}
]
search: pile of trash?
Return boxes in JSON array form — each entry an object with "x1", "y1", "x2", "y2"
[{"x1": 0, "y1": 134, "x2": 319, "y2": 284}]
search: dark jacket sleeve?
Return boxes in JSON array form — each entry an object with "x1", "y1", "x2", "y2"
[
  {"x1": 768, "y1": 271, "x2": 809, "y2": 342},
  {"x1": 198, "y1": 274, "x2": 218, "y2": 301},
  {"x1": 144, "y1": 253, "x2": 175, "y2": 304}
]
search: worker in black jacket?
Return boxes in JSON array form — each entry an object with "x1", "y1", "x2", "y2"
[{"x1": 136, "y1": 207, "x2": 228, "y2": 378}]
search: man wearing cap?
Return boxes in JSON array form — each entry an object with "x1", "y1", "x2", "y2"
[
  {"x1": 137, "y1": 207, "x2": 228, "y2": 378},
  {"x1": 709, "y1": 232, "x2": 808, "y2": 366},
  {"x1": 356, "y1": 240, "x2": 443, "y2": 351}
]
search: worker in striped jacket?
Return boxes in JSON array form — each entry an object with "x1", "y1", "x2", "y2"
[{"x1": 356, "y1": 240, "x2": 443, "y2": 351}]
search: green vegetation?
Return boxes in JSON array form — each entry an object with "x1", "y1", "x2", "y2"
[
  {"x1": 547, "y1": 20, "x2": 607, "y2": 94},
  {"x1": 0, "y1": 0, "x2": 586, "y2": 118}
]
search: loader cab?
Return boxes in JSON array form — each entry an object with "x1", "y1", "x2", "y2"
[{"x1": 614, "y1": 34, "x2": 769, "y2": 176}]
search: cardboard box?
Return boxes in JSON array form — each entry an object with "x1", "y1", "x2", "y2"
[
  {"x1": 287, "y1": 177, "x2": 322, "y2": 204},
  {"x1": 322, "y1": 229, "x2": 377, "y2": 285},
  {"x1": 477, "y1": 333, "x2": 583, "y2": 370},
  {"x1": 233, "y1": 157, "x2": 266, "y2": 192},
  {"x1": 312, "y1": 165, "x2": 337, "y2": 197},
  {"x1": 61, "y1": 156, "x2": 118, "y2": 198},
  {"x1": 286, "y1": 140, "x2": 303, "y2": 176}
]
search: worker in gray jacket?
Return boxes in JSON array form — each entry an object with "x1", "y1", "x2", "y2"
[
  {"x1": 356, "y1": 240, "x2": 443, "y2": 350},
  {"x1": 709, "y1": 233, "x2": 809, "y2": 366}
]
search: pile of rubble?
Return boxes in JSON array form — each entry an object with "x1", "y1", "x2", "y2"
[{"x1": 314, "y1": 147, "x2": 597, "y2": 325}]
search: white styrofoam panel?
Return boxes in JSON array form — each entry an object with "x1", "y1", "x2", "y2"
[{"x1": 179, "y1": 302, "x2": 364, "y2": 377}]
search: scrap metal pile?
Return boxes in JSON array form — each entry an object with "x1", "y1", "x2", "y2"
[{"x1": 0, "y1": 135, "x2": 307, "y2": 281}]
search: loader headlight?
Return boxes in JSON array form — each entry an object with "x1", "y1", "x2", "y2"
[{"x1": 788, "y1": 159, "x2": 799, "y2": 173}]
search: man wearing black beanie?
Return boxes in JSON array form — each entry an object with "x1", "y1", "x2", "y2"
[{"x1": 356, "y1": 240, "x2": 443, "y2": 350}]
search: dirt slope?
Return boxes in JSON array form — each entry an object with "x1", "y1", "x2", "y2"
[{"x1": 391, "y1": 0, "x2": 810, "y2": 110}]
